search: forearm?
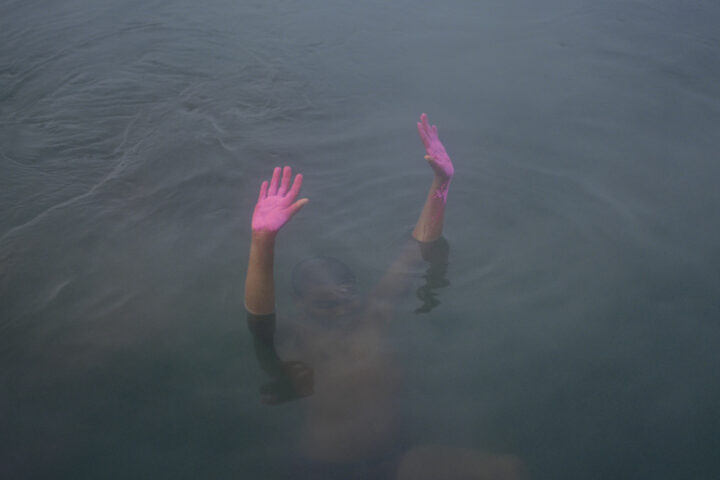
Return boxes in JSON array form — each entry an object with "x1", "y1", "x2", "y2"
[
  {"x1": 244, "y1": 231, "x2": 277, "y2": 315},
  {"x1": 371, "y1": 174, "x2": 450, "y2": 304},
  {"x1": 412, "y1": 176, "x2": 450, "y2": 243}
]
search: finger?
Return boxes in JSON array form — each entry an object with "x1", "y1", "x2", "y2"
[
  {"x1": 268, "y1": 166, "x2": 281, "y2": 195},
  {"x1": 419, "y1": 113, "x2": 428, "y2": 134},
  {"x1": 286, "y1": 173, "x2": 304, "y2": 201},
  {"x1": 278, "y1": 166, "x2": 292, "y2": 196},
  {"x1": 288, "y1": 198, "x2": 309, "y2": 218},
  {"x1": 417, "y1": 122, "x2": 430, "y2": 149},
  {"x1": 421, "y1": 113, "x2": 432, "y2": 135},
  {"x1": 432, "y1": 124, "x2": 438, "y2": 135},
  {"x1": 257, "y1": 181, "x2": 268, "y2": 202}
]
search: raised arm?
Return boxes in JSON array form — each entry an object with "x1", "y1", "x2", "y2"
[
  {"x1": 245, "y1": 166, "x2": 308, "y2": 314},
  {"x1": 412, "y1": 113, "x2": 454, "y2": 242},
  {"x1": 245, "y1": 166, "x2": 313, "y2": 405},
  {"x1": 369, "y1": 113, "x2": 454, "y2": 308}
]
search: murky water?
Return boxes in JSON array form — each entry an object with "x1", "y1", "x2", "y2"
[{"x1": 2, "y1": 0, "x2": 719, "y2": 478}]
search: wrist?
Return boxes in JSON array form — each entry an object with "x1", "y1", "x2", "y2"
[
  {"x1": 251, "y1": 229, "x2": 278, "y2": 243},
  {"x1": 432, "y1": 175, "x2": 452, "y2": 188}
]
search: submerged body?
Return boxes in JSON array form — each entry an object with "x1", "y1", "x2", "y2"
[
  {"x1": 249, "y1": 238, "x2": 447, "y2": 463},
  {"x1": 244, "y1": 114, "x2": 526, "y2": 479}
]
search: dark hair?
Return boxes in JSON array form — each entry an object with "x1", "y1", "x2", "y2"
[{"x1": 291, "y1": 256, "x2": 356, "y2": 299}]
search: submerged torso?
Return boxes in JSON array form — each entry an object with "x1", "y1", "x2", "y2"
[{"x1": 289, "y1": 305, "x2": 401, "y2": 463}]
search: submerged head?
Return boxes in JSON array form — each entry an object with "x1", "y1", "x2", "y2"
[{"x1": 292, "y1": 256, "x2": 358, "y2": 320}]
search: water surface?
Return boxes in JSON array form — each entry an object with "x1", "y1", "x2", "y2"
[{"x1": 2, "y1": 1, "x2": 719, "y2": 478}]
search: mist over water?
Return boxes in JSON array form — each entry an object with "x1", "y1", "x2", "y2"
[{"x1": 2, "y1": 1, "x2": 719, "y2": 478}]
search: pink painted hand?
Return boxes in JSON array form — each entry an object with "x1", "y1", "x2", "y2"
[
  {"x1": 251, "y1": 166, "x2": 309, "y2": 235},
  {"x1": 417, "y1": 113, "x2": 454, "y2": 181}
]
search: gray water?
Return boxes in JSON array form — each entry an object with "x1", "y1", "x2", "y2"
[{"x1": 2, "y1": 0, "x2": 720, "y2": 478}]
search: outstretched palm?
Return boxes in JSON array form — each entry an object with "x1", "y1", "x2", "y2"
[
  {"x1": 252, "y1": 166, "x2": 308, "y2": 234},
  {"x1": 417, "y1": 113, "x2": 454, "y2": 181}
]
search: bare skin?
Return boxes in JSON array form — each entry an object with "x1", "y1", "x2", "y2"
[
  {"x1": 413, "y1": 113, "x2": 454, "y2": 242},
  {"x1": 245, "y1": 166, "x2": 308, "y2": 315}
]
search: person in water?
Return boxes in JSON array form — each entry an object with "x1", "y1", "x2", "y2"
[{"x1": 244, "y1": 114, "x2": 525, "y2": 479}]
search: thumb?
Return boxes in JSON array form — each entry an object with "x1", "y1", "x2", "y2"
[{"x1": 288, "y1": 198, "x2": 309, "y2": 217}]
